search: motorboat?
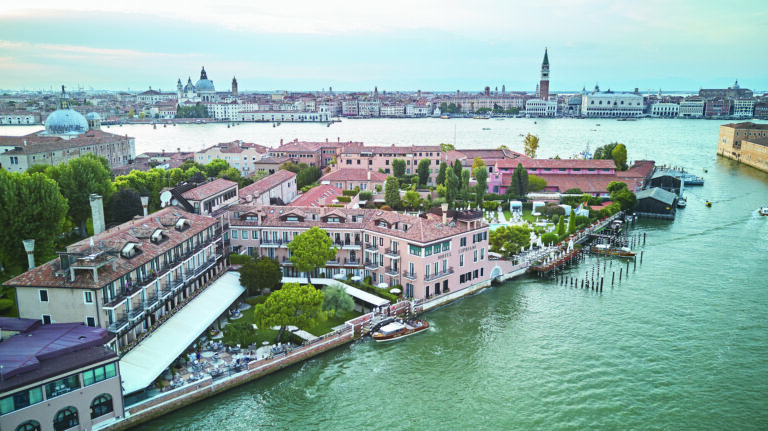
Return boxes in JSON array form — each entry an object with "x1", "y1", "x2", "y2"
[
  {"x1": 589, "y1": 244, "x2": 636, "y2": 258},
  {"x1": 759, "y1": 207, "x2": 768, "y2": 216},
  {"x1": 706, "y1": 201, "x2": 712, "y2": 207},
  {"x1": 372, "y1": 319, "x2": 429, "y2": 342},
  {"x1": 677, "y1": 196, "x2": 687, "y2": 208}
]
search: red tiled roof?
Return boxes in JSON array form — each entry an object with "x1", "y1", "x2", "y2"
[
  {"x1": 496, "y1": 158, "x2": 615, "y2": 170},
  {"x1": 288, "y1": 185, "x2": 343, "y2": 207},
  {"x1": 239, "y1": 170, "x2": 296, "y2": 199},
  {"x1": 199, "y1": 141, "x2": 268, "y2": 154},
  {"x1": 181, "y1": 178, "x2": 237, "y2": 201},
  {"x1": 320, "y1": 169, "x2": 387, "y2": 183},
  {"x1": 341, "y1": 144, "x2": 441, "y2": 155},
  {"x1": 535, "y1": 174, "x2": 638, "y2": 194},
  {"x1": 0, "y1": 129, "x2": 132, "y2": 154}
]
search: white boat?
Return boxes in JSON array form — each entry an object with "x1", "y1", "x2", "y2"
[
  {"x1": 372, "y1": 319, "x2": 429, "y2": 342},
  {"x1": 677, "y1": 196, "x2": 687, "y2": 208},
  {"x1": 759, "y1": 207, "x2": 768, "y2": 216}
]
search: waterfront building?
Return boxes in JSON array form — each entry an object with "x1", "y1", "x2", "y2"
[
  {"x1": 269, "y1": 139, "x2": 347, "y2": 168},
  {"x1": 195, "y1": 140, "x2": 268, "y2": 176},
  {"x1": 135, "y1": 87, "x2": 176, "y2": 104},
  {"x1": 650, "y1": 103, "x2": 680, "y2": 118},
  {"x1": 635, "y1": 188, "x2": 677, "y2": 219},
  {"x1": 0, "y1": 319, "x2": 124, "y2": 431},
  {"x1": 226, "y1": 205, "x2": 510, "y2": 300},
  {"x1": 177, "y1": 66, "x2": 218, "y2": 103},
  {"x1": 5, "y1": 206, "x2": 226, "y2": 352},
  {"x1": 580, "y1": 88, "x2": 644, "y2": 118},
  {"x1": 755, "y1": 103, "x2": 768, "y2": 120},
  {"x1": 678, "y1": 97, "x2": 705, "y2": 118},
  {"x1": 358, "y1": 100, "x2": 381, "y2": 117},
  {"x1": 446, "y1": 148, "x2": 525, "y2": 174},
  {"x1": 319, "y1": 168, "x2": 387, "y2": 191},
  {"x1": 206, "y1": 101, "x2": 260, "y2": 120},
  {"x1": 381, "y1": 103, "x2": 406, "y2": 117},
  {"x1": 539, "y1": 48, "x2": 550, "y2": 101},
  {"x1": 699, "y1": 80, "x2": 753, "y2": 99},
  {"x1": 733, "y1": 98, "x2": 756, "y2": 118},
  {"x1": 238, "y1": 169, "x2": 298, "y2": 205},
  {"x1": 705, "y1": 98, "x2": 733, "y2": 117},
  {"x1": 235, "y1": 107, "x2": 330, "y2": 123},
  {"x1": 0, "y1": 112, "x2": 41, "y2": 125},
  {"x1": 716, "y1": 122, "x2": 768, "y2": 173},
  {"x1": 337, "y1": 145, "x2": 442, "y2": 183},
  {"x1": 341, "y1": 100, "x2": 359, "y2": 116},
  {"x1": 525, "y1": 98, "x2": 557, "y2": 117}
]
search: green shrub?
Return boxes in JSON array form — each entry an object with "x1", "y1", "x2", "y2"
[
  {"x1": 327, "y1": 204, "x2": 345, "y2": 207},
  {"x1": 230, "y1": 254, "x2": 251, "y2": 265},
  {"x1": 483, "y1": 201, "x2": 499, "y2": 211},
  {"x1": 485, "y1": 193, "x2": 505, "y2": 201},
  {"x1": 540, "y1": 233, "x2": 559, "y2": 246},
  {"x1": 0, "y1": 299, "x2": 14, "y2": 314},
  {"x1": 342, "y1": 190, "x2": 358, "y2": 196},
  {"x1": 552, "y1": 214, "x2": 560, "y2": 225},
  {"x1": 359, "y1": 191, "x2": 373, "y2": 200},
  {"x1": 337, "y1": 196, "x2": 351, "y2": 203},
  {"x1": 522, "y1": 201, "x2": 533, "y2": 210},
  {"x1": 301, "y1": 183, "x2": 319, "y2": 193}
]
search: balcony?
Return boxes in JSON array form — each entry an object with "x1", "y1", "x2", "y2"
[
  {"x1": 384, "y1": 248, "x2": 400, "y2": 259},
  {"x1": 425, "y1": 267, "x2": 454, "y2": 282},
  {"x1": 261, "y1": 239, "x2": 285, "y2": 248},
  {"x1": 385, "y1": 266, "x2": 399, "y2": 276},
  {"x1": 335, "y1": 241, "x2": 361, "y2": 249},
  {"x1": 344, "y1": 258, "x2": 362, "y2": 266},
  {"x1": 128, "y1": 307, "x2": 145, "y2": 321},
  {"x1": 403, "y1": 271, "x2": 418, "y2": 280},
  {"x1": 107, "y1": 312, "x2": 129, "y2": 333},
  {"x1": 143, "y1": 292, "x2": 159, "y2": 311},
  {"x1": 326, "y1": 259, "x2": 341, "y2": 266},
  {"x1": 365, "y1": 243, "x2": 378, "y2": 251},
  {"x1": 281, "y1": 256, "x2": 293, "y2": 265},
  {"x1": 364, "y1": 260, "x2": 379, "y2": 270}
]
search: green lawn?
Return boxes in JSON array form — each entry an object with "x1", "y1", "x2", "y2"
[{"x1": 503, "y1": 209, "x2": 546, "y2": 224}]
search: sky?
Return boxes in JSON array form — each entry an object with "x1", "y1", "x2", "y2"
[{"x1": 1, "y1": 0, "x2": 766, "y2": 93}]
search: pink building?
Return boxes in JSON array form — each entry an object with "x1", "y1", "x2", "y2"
[
  {"x1": 288, "y1": 185, "x2": 344, "y2": 207},
  {"x1": 238, "y1": 169, "x2": 297, "y2": 205},
  {"x1": 268, "y1": 139, "x2": 356, "y2": 168},
  {"x1": 336, "y1": 145, "x2": 443, "y2": 185},
  {"x1": 488, "y1": 158, "x2": 618, "y2": 195},
  {"x1": 319, "y1": 168, "x2": 387, "y2": 191},
  {"x1": 226, "y1": 205, "x2": 512, "y2": 300}
]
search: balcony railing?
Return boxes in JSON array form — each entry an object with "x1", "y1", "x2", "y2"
[
  {"x1": 335, "y1": 241, "x2": 361, "y2": 249},
  {"x1": 143, "y1": 292, "x2": 159, "y2": 311},
  {"x1": 384, "y1": 248, "x2": 400, "y2": 258},
  {"x1": 128, "y1": 307, "x2": 145, "y2": 321},
  {"x1": 364, "y1": 260, "x2": 379, "y2": 270},
  {"x1": 108, "y1": 312, "x2": 129, "y2": 333},
  {"x1": 425, "y1": 267, "x2": 454, "y2": 282},
  {"x1": 385, "y1": 266, "x2": 399, "y2": 276},
  {"x1": 326, "y1": 259, "x2": 341, "y2": 266},
  {"x1": 365, "y1": 243, "x2": 378, "y2": 251},
  {"x1": 403, "y1": 271, "x2": 418, "y2": 280},
  {"x1": 345, "y1": 258, "x2": 361, "y2": 266},
  {"x1": 261, "y1": 239, "x2": 285, "y2": 247}
]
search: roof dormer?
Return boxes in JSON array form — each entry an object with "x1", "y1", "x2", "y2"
[
  {"x1": 175, "y1": 218, "x2": 190, "y2": 231},
  {"x1": 121, "y1": 242, "x2": 141, "y2": 259}
]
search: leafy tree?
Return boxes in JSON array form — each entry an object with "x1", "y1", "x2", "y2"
[
  {"x1": 46, "y1": 155, "x2": 115, "y2": 237},
  {"x1": 489, "y1": 225, "x2": 531, "y2": 257},
  {"x1": 474, "y1": 166, "x2": 488, "y2": 208},
  {"x1": 178, "y1": 159, "x2": 206, "y2": 173},
  {"x1": 607, "y1": 181, "x2": 629, "y2": 194},
  {"x1": 472, "y1": 157, "x2": 485, "y2": 171},
  {"x1": 287, "y1": 227, "x2": 338, "y2": 284},
  {"x1": 392, "y1": 159, "x2": 406, "y2": 179},
  {"x1": 25, "y1": 164, "x2": 49, "y2": 175},
  {"x1": 384, "y1": 176, "x2": 401, "y2": 208},
  {"x1": 222, "y1": 321, "x2": 258, "y2": 348},
  {"x1": 296, "y1": 166, "x2": 322, "y2": 189},
  {"x1": 436, "y1": 162, "x2": 448, "y2": 186},
  {"x1": 608, "y1": 182, "x2": 637, "y2": 212},
  {"x1": 594, "y1": 142, "x2": 619, "y2": 160},
  {"x1": 359, "y1": 190, "x2": 373, "y2": 201},
  {"x1": 506, "y1": 163, "x2": 529, "y2": 198},
  {"x1": 523, "y1": 133, "x2": 540, "y2": 158},
  {"x1": 205, "y1": 159, "x2": 230, "y2": 178},
  {"x1": 567, "y1": 209, "x2": 577, "y2": 234},
  {"x1": 0, "y1": 171, "x2": 68, "y2": 267},
  {"x1": 107, "y1": 188, "x2": 143, "y2": 224},
  {"x1": 445, "y1": 169, "x2": 458, "y2": 208},
  {"x1": 527, "y1": 174, "x2": 547, "y2": 192},
  {"x1": 541, "y1": 232, "x2": 559, "y2": 246},
  {"x1": 440, "y1": 143, "x2": 455, "y2": 152},
  {"x1": 460, "y1": 169, "x2": 471, "y2": 203},
  {"x1": 565, "y1": 188, "x2": 583, "y2": 194},
  {"x1": 497, "y1": 144, "x2": 509, "y2": 150},
  {"x1": 557, "y1": 216, "x2": 566, "y2": 236},
  {"x1": 417, "y1": 159, "x2": 431, "y2": 186},
  {"x1": 321, "y1": 284, "x2": 354, "y2": 316},
  {"x1": 218, "y1": 167, "x2": 242, "y2": 182},
  {"x1": 253, "y1": 283, "x2": 327, "y2": 343},
  {"x1": 611, "y1": 143, "x2": 628, "y2": 171},
  {"x1": 239, "y1": 256, "x2": 282, "y2": 296},
  {"x1": 403, "y1": 190, "x2": 422, "y2": 211},
  {"x1": 176, "y1": 102, "x2": 209, "y2": 118},
  {"x1": 452, "y1": 159, "x2": 463, "y2": 180}
]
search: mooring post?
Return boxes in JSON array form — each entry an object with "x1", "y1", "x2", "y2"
[
  {"x1": 581, "y1": 279, "x2": 584, "y2": 289},
  {"x1": 612, "y1": 272, "x2": 615, "y2": 285},
  {"x1": 634, "y1": 258, "x2": 637, "y2": 271},
  {"x1": 626, "y1": 260, "x2": 629, "y2": 276},
  {"x1": 643, "y1": 232, "x2": 646, "y2": 245},
  {"x1": 600, "y1": 277, "x2": 604, "y2": 292},
  {"x1": 640, "y1": 250, "x2": 643, "y2": 264},
  {"x1": 619, "y1": 267, "x2": 623, "y2": 281}
]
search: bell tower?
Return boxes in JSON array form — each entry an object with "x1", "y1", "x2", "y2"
[
  {"x1": 232, "y1": 76, "x2": 238, "y2": 97},
  {"x1": 539, "y1": 48, "x2": 550, "y2": 101}
]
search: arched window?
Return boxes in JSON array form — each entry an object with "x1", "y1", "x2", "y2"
[
  {"x1": 53, "y1": 406, "x2": 78, "y2": 431},
  {"x1": 15, "y1": 420, "x2": 41, "y2": 431},
  {"x1": 90, "y1": 393, "x2": 114, "y2": 419}
]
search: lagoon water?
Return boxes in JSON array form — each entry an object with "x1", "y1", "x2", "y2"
[{"x1": 4, "y1": 119, "x2": 768, "y2": 429}]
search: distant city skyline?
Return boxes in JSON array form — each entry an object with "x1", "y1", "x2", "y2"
[{"x1": 1, "y1": 0, "x2": 767, "y2": 92}]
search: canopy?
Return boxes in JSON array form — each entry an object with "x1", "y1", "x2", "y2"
[{"x1": 119, "y1": 271, "x2": 245, "y2": 394}]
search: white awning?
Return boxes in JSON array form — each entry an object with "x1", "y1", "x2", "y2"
[
  {"x1": 281, "y1": 277, "x2": 389, "y2": 307},
  {"x1": 120, "y1": 271, "x2": 245, "y2": 394}
]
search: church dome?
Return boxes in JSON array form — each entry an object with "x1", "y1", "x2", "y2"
[
  {"x1": 44, "y1": 109, "x2": 88, "y2": 135},
  {"x1": 196, "y1": 78, "x2": 215, "y2": 92},
  {"x1": 85, "y1": 112, "x2": 101, "y2": 120}
]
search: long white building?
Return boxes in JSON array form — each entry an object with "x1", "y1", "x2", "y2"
[
  {"x1": 679, "y1": 97, "x2": 705, "y2": 118},
  {"x1": 581, "y1": 91, "x2": 644, "y2": 118}
]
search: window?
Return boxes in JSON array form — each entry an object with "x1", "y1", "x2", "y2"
[
  {"x1": 39, "y1": 289, "x2": 48, "y2": 302},
  {"x1": 242, "y1": 230, "x2": 248, "y2": 239},
  {"x1": 460, "y1": 254, "x2": 464, "y2": 267},
  {"x1": 474, "y1": 250, "x2": 478, "y2": 262},
  {"x1": 0, "y1": 387, "x2": 43, "y2": 416},
  {"x1": 42, "y1": 315, "x2": 51, "y2": 325},
  {"x1": 14, "y1": 420, "x2": 41, "y2": 431},
  {"x1": 409, "y1": 245, "x2": 421, "y2": 256},
  {"x1": 82, "y1": 363, "x2": 117, "y2": 386},
  {"x1": 231, "y1": 230, "x2": 238, "y2": 239},
  {"x1": 86, "y1": 317, "x2": 96, "y2": 327},
  {"x1": 90, "y1": 394, "x2": 114, "y2": 419},
  {"x1": 53, "y1": 406, "x2": 79, "y2": 431},
  {"x1": 480, "y1": 248, "x2": 485, "y2": 260},
  {"x1": 45, "y1": 375, "x2": 80, "y2": 399},
  {"x1": 84, "y1": 291, "x2": 93, "y2": 304},
  {"x1": 460, "y1": 237, "x2": 467, "y2": 247}
]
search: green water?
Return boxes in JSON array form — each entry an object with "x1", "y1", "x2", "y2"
[{"x1": 8, "y1": 119, "x2": 765, "y2": 429}]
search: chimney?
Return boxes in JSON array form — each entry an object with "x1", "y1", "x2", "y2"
[
  {"x1": 140, "y1": 196, "x2": 149, "y2": 216},
  {"x1": 90, "y1": 194, "x2": 106, "y2": 235},
  {"x1": 22, "y1": 239, "x2": 35, "y2": 270},
  {"x1": 441, "y1": 203, "x2": 449, "y2": 225},
  {"x1": 280, "y1": 138, "x2": 283, "y2": 145}
]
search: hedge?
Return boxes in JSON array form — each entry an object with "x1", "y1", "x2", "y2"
[
  {"x1": 337, "y1": 196, "x2": 352, "y2": 203},
  {"x1": 342, "y1": 190, "x2": 358, "y2": 196},
  {"x1": 230, "y1": 254, "x2": 251, "y2": 265},
  {"x1": 328, "y1": 204, "x2": 345, "y2": 207}
]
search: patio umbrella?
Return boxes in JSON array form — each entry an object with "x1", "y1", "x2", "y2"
[
  {"x1": 351, "y1": 275, "x2": 362, "y2": 281},
  {"x1": 333, "y1": 273, "x2": 346, "y2": 280},
  {"x1": 389, "y1": 288, "x2": 402, "y2": 294},
  {"x1": 377, "y1": 282, "x2": 388, "y2": 289}
]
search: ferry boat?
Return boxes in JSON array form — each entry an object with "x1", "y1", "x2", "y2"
[
  {"x1": 589, "y1": 244, "x2": 636, "y2": 258},
  {"x1": 759, "y1": 207, "x2": 768, "y2": 216},
  {"x1": 372, "y1": 319, "x2": 429, "y2": 342}
]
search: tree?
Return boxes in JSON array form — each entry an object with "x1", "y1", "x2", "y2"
[
  {"x1": 46, "y1": 154, "x2": 115, "y2": 237},
  {"x1": 507, "y1": 163, "x2": 529, "y2": 198},
  {"x1": 222, "y1": 321, "x2": 258, "y2": 348},
  {"x1": 460, "y1": 169, "x2": 471, "y2": 203},
  {"x1": 527, "y1": 174, "x2": 547, "y2": 192},
  {"x1": 205, "y1": 159, "x2": 229, "y2": 178},
  {"x1": 452, "y1": 159, "x2": 462, "y2": 180},
  {"x1": 384, "y1": 176, "x2": 401, "y2": 208},
  {"x1": 0, "y1": 171, "x2": 68, "y2": 268},
  {"x1": 417, "y1": 159, "x2": 431, "y2": 187},
  {"x1": 322, "y1": 284, "x2": 354, "y2": 316},
  {"x1": 445, "y1": 169, "x2": 458, "y2": 208},
  {"x1": 497, "y1": 144, "x2": 509, "y2": 150},
  {"x1": 567, "y1": 209, "x2": 577, "y2": 234},
  {"x1": 565, "y1": 188, "x2": 583, "y2": 194},
  {"x1": 608, "y1": 182, "x2": 637, "y2": 212},
  {"x1": 594, "y1": 142, "x2": 619, "y2": 160},
  {"x1": 489, "y1": 225, "x2": 531, "y2": 257},
  {"x1": 287, "y1": 227, "x2": 338, "y2": 284},
  {"x1": 239, "y1": 256, "x2": 282, "y2": 296},
  {"x1": 541, "y1": 233, "x2": 559, "y2": 246},
  {"x1": 474, "y1": 166, "x2": 488, "y2": 208},
  {"x1": 472, "y1": 157, "x2": 486, "y2": 171},
  {"x1": 611, "y1": 143, "x2": 628, "y2": 171},
  {"x1": 392, "y1": 159, "x2": 406, "y2": 179},
  {"x1": 523, "y1": 133, "x2": 540, "y2": 158},
  {"x1": 403, "y1": 190, "x2": 422, "y2": 211},
  {"x1": 253, "y1": 282, "x2": 327, "y2": 342},
  {"x1": 440, "y1": 143, "x2": 455, "y2": 152},
  {"x1": 607, "y1": 181, "x2": 629, "y2": 194},
  {"x1": 557, "y1": 216, "x2": 566, "y2": 236},
  {"x1": 218, "y1": 167, "x2": 242, "y2": 183},
  {"x1": 107, "y1": 188, "x2": 143, "y2": 224},
  {"x1": 436, "y1": 162, "x2": 448, "y2": 186}
]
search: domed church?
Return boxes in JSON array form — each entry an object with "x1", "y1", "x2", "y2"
[
  {"x1": 177, "y1": 66, "x2": 218, "y2": 102},
  {"x1": 42, "y1": 85, "x2": 89, "y2": 136}
]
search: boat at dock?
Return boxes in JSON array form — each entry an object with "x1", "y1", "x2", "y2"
[
  {"x1": 589, "y1": 244, "x2": 636, "y2": 258},
  {"x1": 528, "y1": 249, "x2": 580, "y2": 274},
  {"x1": 759, "y1": 207, "x2": 768, "y2": 216},
  {"x1": 372, "y1": 319, "x2": 429, "y2": 342},
  {"x1": 677, "y1": 196, "x2": 687, "y2": 208}
]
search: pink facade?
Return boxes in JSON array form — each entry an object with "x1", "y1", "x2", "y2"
[
  {"x1": 227, "y1": 206, "x2": 504, "y2": 301},
  {"x1": 489, "y1": 159, "x2": 617, "y2": 195},
  {"x1": 268, "y1": 139, "x2": 356, "y2": 168},
  {"x1": 336, "y1": 145, "x2": 443, "y2": 186}
]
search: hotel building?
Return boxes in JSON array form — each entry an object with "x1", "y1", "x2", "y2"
[
  {"x1": 716, "y1": 122, "x2": 768, "y2": 173},
  {"x1": 336, "y1": 145, "x2": 444, "y2": 185}
]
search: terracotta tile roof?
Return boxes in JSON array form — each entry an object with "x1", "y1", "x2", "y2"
[
  {"x1": 198, "y1": 141, "x2": 268, "y2": 154},
  {"x1": 535, "y1": 174, "x2": 639, "y2": 194},
  {"x1": 721, "y1": 122, "x2": 768, "y2": 129},
  {"x1": 253, "y1": 156, "x2": 291, "y2": 165},
  {"x1": 320, "y1": 169, "x2": 387, "y2": 183},
  {"x1": 0, "y1": 129, "x2": 132, "y2": 154},
  {"x1": 496, "y1": 158, "x2": 615, "y2": 170},
  {"x1": 618, "y1": 160, "x2": 655, "y2": 179},
  {"x1": 289, "y1": 185, "x2": 343, "y2": 207},
  {"x1": 6, "y1": 207, "x2": 216, "y2": 290},
  {"x1": 239, "y1": 170, "x2": 296, "y2": 199},
  {"x1": 181, "y1": 178, "x2": 237, "y2": 201},
  {"x1": 341, "y1": 144, "x2": 441, "y2": 155},
  {"x1": 272, "y1": 141, "x2": 346, "y2": 153}
]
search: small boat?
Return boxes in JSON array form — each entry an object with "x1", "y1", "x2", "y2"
[
  {"x1": 677, "y1": 196, "x2": 687, "y2": 208},
  {"x1": 440, "y1": 115, "x2": 451, "y2": 119},
  {"x1": 372, "y1": 319, "x2": 429, "y2": 342},
  {"x1": 705, "y1": 201, "x2": 712, "y2": 207},
  {"x1": 759, "y1": 207, "x2": 768, "y2": 216},
  {"x1": 482, "y1": 127, "x2": 491, "y2": 130},
  {"x1": 590, "y1": 244, "x2": 636, "y2": 258}
]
